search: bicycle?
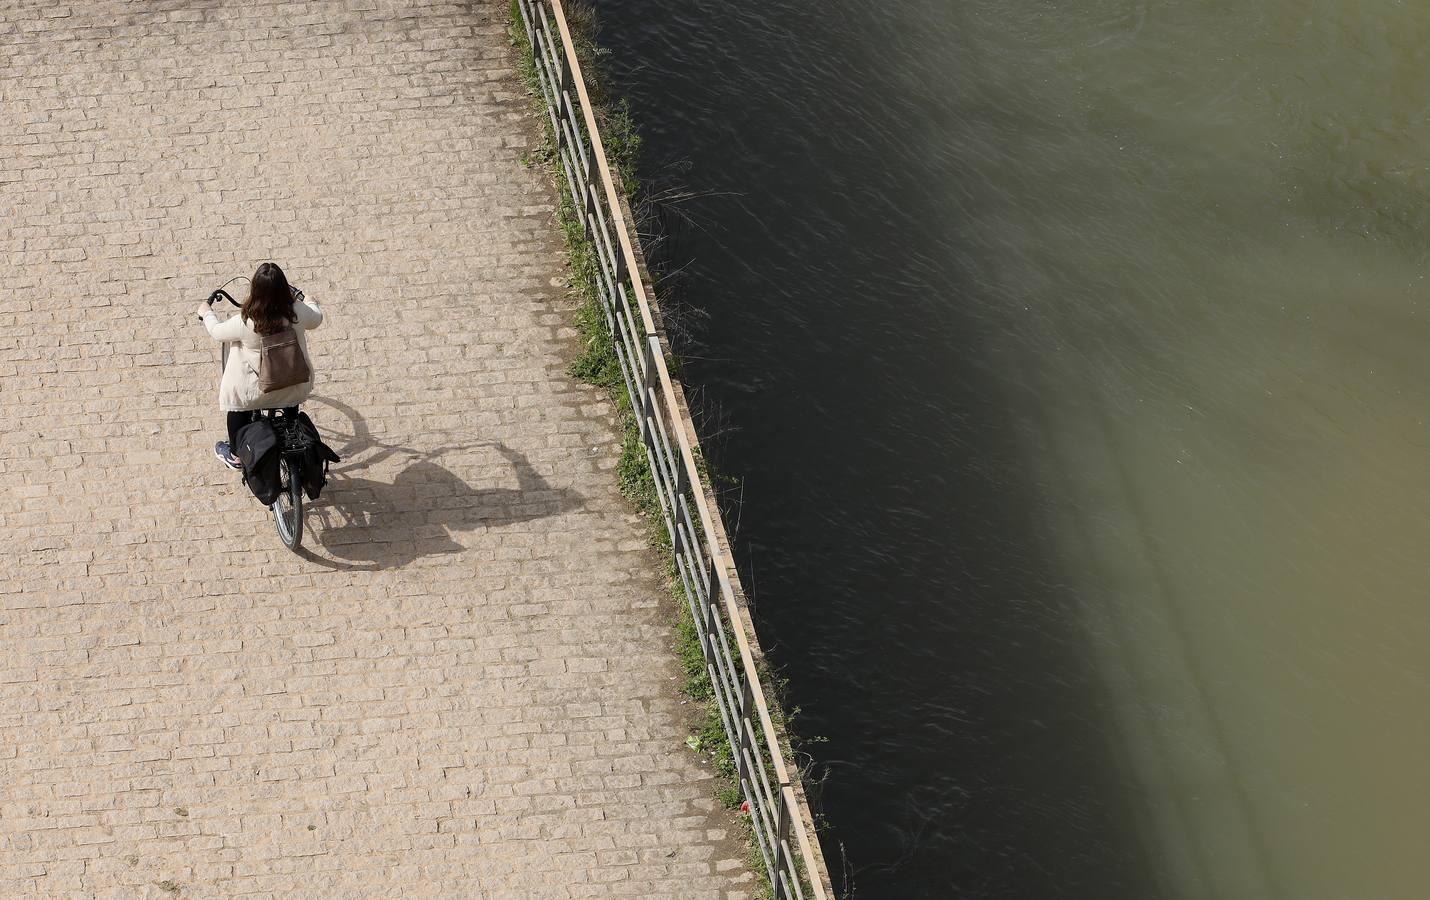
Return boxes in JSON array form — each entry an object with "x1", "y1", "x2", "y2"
[{"x1": 199, "y1": 279, "x2": 313, "y2": 551}]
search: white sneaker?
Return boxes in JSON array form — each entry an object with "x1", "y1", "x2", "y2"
[{"x1": 214, "y1": 441, "x2": 242, "y2": 470}]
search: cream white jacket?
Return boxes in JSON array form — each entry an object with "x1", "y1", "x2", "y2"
[{"x1": 203, "y1": 299, "x2": 323, "y2": 412}]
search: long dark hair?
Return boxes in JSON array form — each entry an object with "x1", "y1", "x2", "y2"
[{"x1": 242, "y1": 262, "x2": 296, "y2": 335}]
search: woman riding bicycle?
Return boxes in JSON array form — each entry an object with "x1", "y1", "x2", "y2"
[{"x1": 196, "y1": 262, "x2": 323, "y2": 469}]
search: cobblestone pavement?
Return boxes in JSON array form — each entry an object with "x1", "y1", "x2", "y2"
[{"x1": 0, "y1": 2, "x2": 752, "y2": 896}]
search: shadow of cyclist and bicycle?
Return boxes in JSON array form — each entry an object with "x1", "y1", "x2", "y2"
[{"x1": 293, "y1": 396, "x2": 583, "y2": 571}]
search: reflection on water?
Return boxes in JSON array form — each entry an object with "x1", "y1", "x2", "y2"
[{"x1": 589, "y1": 0, "x2": 1430, "y2": 896}]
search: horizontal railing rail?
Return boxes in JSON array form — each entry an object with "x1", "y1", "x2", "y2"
[{"x1": 512, "y1": 2, "x2": 835, "y2": 897}]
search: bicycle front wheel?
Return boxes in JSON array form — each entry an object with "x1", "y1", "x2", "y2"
[{"x1": 273, "y1": 455, "x2": 304, "y2": 550}]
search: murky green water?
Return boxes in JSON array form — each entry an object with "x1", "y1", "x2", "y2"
[{"x1": 592, "y1": 0, "x2": 1430, "y2": 895}]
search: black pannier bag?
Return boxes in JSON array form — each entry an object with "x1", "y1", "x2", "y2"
[
  {"x1": 295, "y1": 411, "x2": 341, "y2": 500},
  {"x1": 235, "y1": 418, "x2": 282, "y2": 506}
]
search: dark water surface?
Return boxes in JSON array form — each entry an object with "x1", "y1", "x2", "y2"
[{"x1": 588, "y1": 1, "x2": 1430, "y2": 896}]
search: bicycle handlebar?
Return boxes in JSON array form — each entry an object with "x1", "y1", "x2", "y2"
[{"x1": 195, "y1": 285, "x2": 304, "y2": 323}]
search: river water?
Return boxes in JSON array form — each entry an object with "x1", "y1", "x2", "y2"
[{"x1": 586, "y1": 1, "x2": 1430, "y2": 896}]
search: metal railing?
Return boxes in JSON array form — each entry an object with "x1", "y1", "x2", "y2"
[{"x1": 512, "y1": 2, "x2": 834, "y2": 897}]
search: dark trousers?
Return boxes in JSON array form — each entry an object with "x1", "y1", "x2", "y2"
[{"x1": 227, "y1": 408, "x2": 297, "y2": 451}]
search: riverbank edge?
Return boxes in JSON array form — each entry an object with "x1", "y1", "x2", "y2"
[{"x1": 507, "y1": 3, "x2": 835, "y2": 896}]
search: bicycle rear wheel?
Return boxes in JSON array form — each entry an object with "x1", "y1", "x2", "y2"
[{"x1": 273, "y1": 455, "x2": 304, "y2": 550}]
